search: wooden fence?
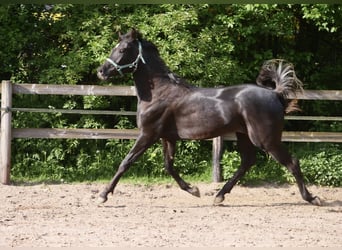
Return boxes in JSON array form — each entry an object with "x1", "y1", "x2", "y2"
[{"x1": 1, "y1": 80, "x2": 341, "y2": 184}]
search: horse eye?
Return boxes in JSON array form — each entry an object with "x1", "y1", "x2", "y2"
[{"x1": 119, "y1": 48, "x2": 125, "y2": 53}]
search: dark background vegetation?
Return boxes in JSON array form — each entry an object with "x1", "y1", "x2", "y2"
[{"x1": 0, "y1": 4, "x2": 341, "y2": 186}]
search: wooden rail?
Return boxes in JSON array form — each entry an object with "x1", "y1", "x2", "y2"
[
  {"x1": 1, "y1": 80, "x2": 341, "y2": 184},
  {"x1": 12, "y1": 83, "x2": 137, "y2": 96},
  {"x1": 11, "y1": 129, "x2": 342, "y2": 143}
]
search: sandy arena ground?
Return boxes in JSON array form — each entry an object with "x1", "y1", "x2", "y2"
[{"x1": 0, "y1": 182, "x2": 341, "y2": 247}]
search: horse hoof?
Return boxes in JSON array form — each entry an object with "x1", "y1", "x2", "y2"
[
  {"x1": 310, "y1": 196, "x2": 322, "y2": 206},
  {"x1": 189, "y1": 186, "x2": 200, "y2": 197},
  {"x1": 213, "y1": 195, "x2": 224, "y2": 205},
  {"x1": 97, "y1": 195, "x2": 108, "y2": 205}
]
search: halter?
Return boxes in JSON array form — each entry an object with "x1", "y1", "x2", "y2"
[{"x1": 106, "y1": 40, "x2": 146, "y2": 76}]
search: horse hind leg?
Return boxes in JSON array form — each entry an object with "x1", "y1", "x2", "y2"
[
  {"x1": 268, "y1": 144, "x2": 321, "y2": 206},
  {"x1": 162, "y1": 139, "x2": 200, "y2": 197},
  {"x1": 214, "y1": 133, "x2": 256, "y2": 204}
]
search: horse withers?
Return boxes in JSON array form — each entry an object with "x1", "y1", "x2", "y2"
[{"x1": 97, "y1": 29, "x2": 321, "y2": 206}]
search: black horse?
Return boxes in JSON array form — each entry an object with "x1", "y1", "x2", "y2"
[{"x1": 97, "y1": 29, "x2": 321, "y2": 206}]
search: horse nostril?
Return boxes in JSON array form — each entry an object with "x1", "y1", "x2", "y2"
[{"x1": 97, "y1": 68, "x2": 106, "y2": 80}]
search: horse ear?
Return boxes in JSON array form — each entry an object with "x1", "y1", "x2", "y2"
[
  {"x1": 117, "y1": 31, "x2": 123, "y2": 41},
  {"x1": 131, "y1": 28, "x2": 142, "y2": 40},
  {"x1": 131, "y1": 28, "x2": 137, "y2": 39}
]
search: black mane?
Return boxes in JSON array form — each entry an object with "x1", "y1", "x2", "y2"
[{"x1": 139, "y1": 38, "x2": 195, "y2": 89}]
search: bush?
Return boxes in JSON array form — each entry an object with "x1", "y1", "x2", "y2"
[{"x1": 299, "y1": 145, "x2": 342, "y2": 187}]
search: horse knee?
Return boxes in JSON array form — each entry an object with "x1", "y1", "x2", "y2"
[
  {"x1": 164, "y1": 166, "x2": 173, "y2": 175},
  {"x1": 164, "y1": 159, "x2": 175, "y2": 174},
  {"x1": 248, "y1": 154, "x2": 257, "y2": 165},
  {"x1": 286, "y1": 158, "x2": 302, "y2": 175},
  {"x1": 117, "y1": 161, "x2": 131, "y2": 175},
  {"x1": 240, "y1": 153, "x2": 256, "y2": 168}
]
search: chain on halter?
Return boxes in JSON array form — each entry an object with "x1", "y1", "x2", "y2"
[{"x1": 106, "y1": 40, "x2": 146, "y2": 76}]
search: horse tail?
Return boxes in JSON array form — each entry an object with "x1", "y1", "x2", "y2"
[{"x1": 256, "y1": 59, "x2": 303, "y2": 114}]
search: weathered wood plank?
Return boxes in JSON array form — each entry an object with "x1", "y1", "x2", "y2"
[
  {"x1": 281, "y1": 131, "x2": 342, "y2": 142},
  {"x1": 12, "y1": 84, "x2": 137, "y2": 96},
  {"x1": 3, "y1": 83, "x2": 341, "y2": 100},
  {"x1": 12, "y1": 128, "x2": 342, "y2": 143},
  {"x1": 292, "y1": 90, "x2": 342, "y2": 100},
  {"x1": 11, "y1": 107, "x2": 137, "y2": 116},
  {"x1": 221, "y1": 131, "x2": 342, "y2": 143},
  {"x1": 285, "y1": 116, "x2": 342, "y2": 121},
  {"x1": 12, "y1": 128, "x2": 140, "y2": 140},
  {"x1": 212, "y1": 136, "x2": 223, "y2": 182},
  {"x1": 0, "y1": 81, "x2": 12, "y2": 184}
]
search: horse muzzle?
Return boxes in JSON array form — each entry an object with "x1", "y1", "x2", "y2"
[
  {"x1": 97, "y1": 70, "x2": 107, "y2": 80},
  {"x1": 97, "y1": 65, "x2": 116, "y2": 80}
]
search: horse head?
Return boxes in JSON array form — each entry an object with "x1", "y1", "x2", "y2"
[{"x1": 97, "y1": 28, "x2": 146, "y2": 80}]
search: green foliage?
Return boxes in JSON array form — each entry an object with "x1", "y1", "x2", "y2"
[
  {"x1": 1, "y1": 4, "x2": 341, "y2": 185},
  {"x1": 221, "y1": 151, "x2": 241, "y2": 181},
  {"x1": 301, "y1": 4, "x2": 341, "y2": 33},
  {"x1": 297, "y1": 144, "x2": 342, "y2": 187}
]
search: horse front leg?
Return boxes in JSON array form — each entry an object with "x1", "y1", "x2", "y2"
[
  {"x1": 98, "y1": 134, "x2": 156, "y2": 203},
  {"x1": 162, "y1": 139, "x2": 200, "y2": 197}
]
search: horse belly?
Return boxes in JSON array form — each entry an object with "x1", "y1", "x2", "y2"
[
  {"x1": 175, "y1": 109, "x2": 241, "y2": 140},
  {"x1": 165, "y1": 90, "x2": 243, "y2": 140}
]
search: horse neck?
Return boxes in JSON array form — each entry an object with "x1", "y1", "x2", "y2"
[{"x1": 132, "y1": 59, "x2": 169, "y2": 102}]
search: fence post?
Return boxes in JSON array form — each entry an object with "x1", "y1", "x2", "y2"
[
  {"x1": 212, "y1": 136, "x2": 223, "y2": 182},
  {"x1": 1, "y1": 80, "x2": 12, "y2": 185}
]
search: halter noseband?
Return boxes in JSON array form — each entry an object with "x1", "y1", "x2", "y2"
[{"x1": 106, "y1": 40, "x2": 146, "y2": 76}]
